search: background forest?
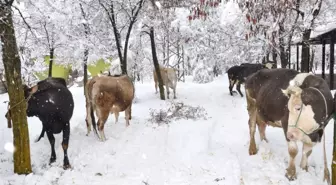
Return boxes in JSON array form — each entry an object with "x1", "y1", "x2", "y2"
[{"x1": 1, "y1": 0, "x2": 335, "y2": 87}]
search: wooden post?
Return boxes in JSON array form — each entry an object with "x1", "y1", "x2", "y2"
[
  {"x1": 296, "y1": 44, "x2": 299, "y2": 71},
  {"x1": 332, "y1": 31, "x2": 336, "y2": 185},
  {"x1": 329, "y1": 35, "x2": 335, "y2": 90},
  {"x1": 322, "y1": 40, "x2": 326, "y2": 80},
  {"x1": 288, "y1": 45, "x2": 291, "y2": 69}
]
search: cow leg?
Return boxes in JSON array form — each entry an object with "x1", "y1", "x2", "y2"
[
  {"x1": 85, "y1": 102, "x2": 92, "y2": 136},
  {"x1": 248, "y1": 110, "x2": 257, "y2": 155},
  {"x1": 173, "y1": 86, "x2": 177, "y2": 99},
  {"x1": 257, "y1": 121, "x2": 268, "y2": 143},
  {"x1": 46, "y1": 130, "x2": 56, "y2": 165},
  {"x1": 112, "y1": 106, "x2": 120, "y2": 124},
  {"x1": 114, "y1": 111, "x2": 119, "y2": 124},
  {"x1": 125, "y1": 104, "x2": 132, "y2": 127},
  {"x1": 300, "y1": 143, "x2": 313, "y2": 171},
  {"x1": 154, "y1": 81, "x2": 158, "y2": 94},
  {"x1": 35, "y1": 126, "x2": 45, "y2": 143},
  {"x1": 229, "y1": 79, "x2": 235, "y2": 96},
  {"x1": 97, "y1": 110, "x2": 109, "y2": 142},
  {"x1": 246, "y1": 90, "x2": 257, "y2": 155},
  {"x1": 166, "y1": 85, "x2": 170, "y2": 99},
  {"x1": 236, "y1": 81, "x2": 244, "y2": 97},
  {"x1": 62, "y1": 123, "x2": 71, "y2": 170},
  {"x1": 286, "y1": 141, "x2": 298, "y2": 180}
]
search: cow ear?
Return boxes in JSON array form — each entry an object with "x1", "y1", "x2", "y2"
[{"x1": 30, "y1": 85, "x2": 38, "y2": 94}]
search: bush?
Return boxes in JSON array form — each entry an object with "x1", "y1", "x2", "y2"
[
  {"x1": 192, "y1": 63, "x2": 214, "y2": 83},
  {"x1": 148, "y1": 101, "x2": 208, "y2": 125}
]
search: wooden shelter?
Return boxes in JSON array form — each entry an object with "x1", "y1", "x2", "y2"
[{"x1": 291, "y1": 28, "x2": 336, "y2": 89}]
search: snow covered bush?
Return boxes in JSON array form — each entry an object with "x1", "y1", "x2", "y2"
[
  {"x1": 192, "y1": 63, "x2": 214, "y2": 84},
  {"x1": 148, "y1": 101, "x2": 208, "y2": 125}
]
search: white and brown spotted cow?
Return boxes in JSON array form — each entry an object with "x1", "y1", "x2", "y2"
[
  {"x1": 153, "y1": 66, "x2": 177, "y2": 99},
  {"x1": 245, "y1": 68, "x2": 334, "y2": 182}
]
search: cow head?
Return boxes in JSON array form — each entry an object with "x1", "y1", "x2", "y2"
[
  {"x1": 22, "y1": 84, "x2": 39, "y2": 116},
  {"x1": 282, "y1": 83, "x2": 329, "y2": 143},
  {"x1": 22, "y1": 84, "x2": 38, "y2": 99}
]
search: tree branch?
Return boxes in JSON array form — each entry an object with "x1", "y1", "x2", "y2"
[{"x1": 291, "y1": 7, "x2": 304, "y2": 19}]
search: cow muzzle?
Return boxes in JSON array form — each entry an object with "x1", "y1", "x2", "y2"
[{"x1": 286, "y1": 129, "x2": 300, "y2": 141}]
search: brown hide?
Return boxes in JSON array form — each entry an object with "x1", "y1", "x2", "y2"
[
  {"x1": 85, "y1": 75, "x2": 135, "y2": 141},
  {"x1": 245, "y1": 68, "x2": 299, "y2": 128}
]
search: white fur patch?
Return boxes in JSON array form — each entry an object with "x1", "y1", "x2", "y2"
[
  {"x1": 289, "y1": 73, "x2": 312, "y2": 87},
  {"x1": 265, "y1": 63, "x2": 273, "y2": 69}
]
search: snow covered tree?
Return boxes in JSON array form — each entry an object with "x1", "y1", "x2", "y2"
[{"x1": 98, "y1": 0, "x2": 145, "y2": 74}]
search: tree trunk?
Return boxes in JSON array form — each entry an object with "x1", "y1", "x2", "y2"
[
  {"x1": 80, "y1": 3, "x2": 90, "y2": 95},
  {"x1": 301, "y1": 30, "x2": 310, "y2": 72},
  {"x1": 48, "y1": 48, "x2": 54, "y2": 77},
  {"x1": 286, "y1": 0, "x2": 301, "y2": 69},
  {"x1": 300, "y1": 0, "x2": 322, "y2": 73},
  {"x1": 83, "y1": 49, "x2": 88, "y2": 95},
  {"x1": 279, "y1": 24, "x2": 287, "y2": 68},
  {"x1": 123, "y1": 0, "x2": 144, "y2": 75},
  {"x1": 150, "y1": 27, "x2": 165, "y2": 100},
  {"x1": 309, "y1": 47, "x2": 315, "y2": 72},
  {"x1": 0, "y1": 4, "x2": 32, "y2": 174},
  {"x1": 108, "y1": 3, "x2": 124, "y2": 74},
  {"x1": 333, "y1": 114, "x2": 336, "y2": 185}
]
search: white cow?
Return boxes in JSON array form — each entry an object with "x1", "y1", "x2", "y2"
[{"x1": 153, "y1": 66, "x2": 177, "y2": 99}]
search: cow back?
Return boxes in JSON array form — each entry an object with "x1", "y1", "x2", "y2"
[
  {"x1": 245, "y1": 68, "x2": 299, "y2": 122},
  {"x1": 26, "y1": 77, "x2": 74, "y2": 121},
  {"x1": 91, "y1": 75, "x2": 134, "y2": 111}
]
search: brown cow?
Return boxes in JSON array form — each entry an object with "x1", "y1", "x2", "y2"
[
  {"x1": 153, "y1": 66, "x2": 177, "y2": 99},
  {"x1": 245, "y1": 68, "x2": 334, "y2": 182},
  {"x1": 85, "y1": 74, "x2": 135, "y2": 141}
]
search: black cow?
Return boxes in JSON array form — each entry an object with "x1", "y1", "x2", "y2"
[
  {"x1": 227, "y1": 62, "x2": 274, "y2": 97},
  {"x1": 23, "y1": 77, "x2": 74, "y2": 169}
]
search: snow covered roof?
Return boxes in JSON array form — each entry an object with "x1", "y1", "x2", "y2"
[{"x1": 292, "y1": 23, "x2": 336, "y2": 45}]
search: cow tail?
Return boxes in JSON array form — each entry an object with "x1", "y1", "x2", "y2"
[{"x1": 85, "y1": 79, "x2": 98, "y2": 136}]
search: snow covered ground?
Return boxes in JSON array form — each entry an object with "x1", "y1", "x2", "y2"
[{"x1": 0, "y1": 75, "x2": 334, "y2": 185}]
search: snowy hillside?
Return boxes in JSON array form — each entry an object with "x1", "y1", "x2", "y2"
[{"x1": 0, "y1": 76, "x2": 334, "y2": 185}]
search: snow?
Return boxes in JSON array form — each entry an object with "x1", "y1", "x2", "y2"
[{"x1": 0, "y1": 75, "x2": 334, "y2": 185}]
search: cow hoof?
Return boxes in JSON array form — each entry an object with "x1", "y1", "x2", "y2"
[
  {"x1": 300, "y1": 165, "x2": 308, "y2": 172},
  {"x1": 285, "y1": 168, "x2": 297, "y2": 181},
  {"x1": 63, "y1": 164, "x2": 72, "y2": 170},
  {"x1": 248, "y1": 143, "x2": 257, "y2": 155},
  {"x1": 249, "y1": 148, "x2": 257, "y2": 155},
  {"x1": 49, "y1": 158, "x2": 56, "y2": 165},
  {"x1": 261, "y1": 138, "x2": 269, "y2": 143}
]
